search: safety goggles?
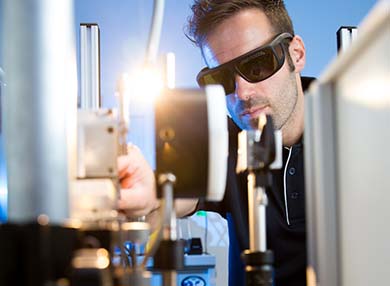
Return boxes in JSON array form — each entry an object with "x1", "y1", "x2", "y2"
[{"x1": 197, "y1": 32, "x2": 293, "y2": 95}]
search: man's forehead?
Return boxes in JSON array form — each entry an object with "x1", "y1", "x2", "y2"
[
  {"x1": 199, "y1": 9, "x2": 274, "y2": 68},
  {"x1": 202, "y1": 31, "x2": 274, "y2": 68},
  {"x1": 201, "y1": 42, "x2": 245, "y2": 68}
]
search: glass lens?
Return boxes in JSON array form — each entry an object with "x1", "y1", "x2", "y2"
[
  {"x1": 199, "y1": 68, "x2": 235, "y2": 95},
  {"x1": 197, "y1": 33, "x2": 292, "y2": 95},
  {"x1": 237, "y1": 47, "x2": 279, "y2": 82}
]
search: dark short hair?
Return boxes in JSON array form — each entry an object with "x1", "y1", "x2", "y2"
[
  {"x1": 186, "y1": 0, "x2": 294, "y2": 46},
  {"x1": 186, "y1": 0, "x2": 295, "y2": 70}
]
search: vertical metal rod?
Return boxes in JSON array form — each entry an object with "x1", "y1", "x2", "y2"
[
  {"x1": 0, "y1": 67, "x2": 4, "y2": 134},
  {"x1": 80, "y1": 23, "x2": 101, "y2": 109},
  {"x1": 256, "y1": 186, "x2": 268, "y2": 252},
  {"x1": 3, "y1": 0, "x2": 77, "y2": 223},
  {"x1": 337, "y1": 26, "x2": 358, "y2": 53},
  {"x1": 248, "y1": 171, "x2": 257, "y2": 251},
  {"x1": 116, "y1": 74, "x2": 130, "y2": 156},
  {"x1": 158, "y1": 173, "x2": 178, "y2": 286},
  {"x1": 162, "y1": 271, "x2": 177, "y2": 286},
  {"x1": 160, "y1": 174, "x2": 177, "y2": 241},
  {"x1": 146, "y1": 0, "x2": 165, "y2": 64},
  {"x1": 248, "y1": 171, "x2": 268, "y2": 252}
]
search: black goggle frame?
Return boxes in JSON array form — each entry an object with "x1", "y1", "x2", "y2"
[{"x1": 197, "y1": 32, "x2": 294, "y2": 95}]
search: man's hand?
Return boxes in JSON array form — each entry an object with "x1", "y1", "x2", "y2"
[
  {"x1": 117, "y1": 146, "x2": 159, "y2": 218},
  {"x1": 117, "y1": 145, "x2": 199, "y2": 222}
]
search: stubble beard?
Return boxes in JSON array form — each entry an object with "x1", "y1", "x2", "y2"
[
  {"x1": 231, "y1": 73, "x2": 299, "y2": 131},
  {"x1": 268, "y1": 73, "x2": 299, "y2": 131}
]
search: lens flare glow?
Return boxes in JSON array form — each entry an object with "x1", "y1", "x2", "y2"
[{"x1": 128, "y1": 66, "x2": 164, "y2": 104}]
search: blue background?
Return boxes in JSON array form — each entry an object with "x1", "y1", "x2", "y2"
[{"x1": 0, "y1": 0, "x2": 378, "y2": 220}]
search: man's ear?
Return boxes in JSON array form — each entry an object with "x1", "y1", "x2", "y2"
[{"x1": 289, "y1": 35, "x2": 306, "y2": 73}]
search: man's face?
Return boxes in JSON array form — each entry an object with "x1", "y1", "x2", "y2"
[{"x1": 201, "y1": 8, "x2": 299, "y2": 131}]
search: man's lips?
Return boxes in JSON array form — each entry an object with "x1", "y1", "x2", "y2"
[{"x1": 241, "y1": 105, "x2": 270, "y2": 119}]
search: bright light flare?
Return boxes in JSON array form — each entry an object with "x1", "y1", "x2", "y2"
[{"x1": 127, "y1": 66, "x2": 164, "y2": 104}]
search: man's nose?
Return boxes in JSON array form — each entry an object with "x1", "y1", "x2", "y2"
[{"x1": 235, "y1": 75, "x2": 256, "y2": 101}]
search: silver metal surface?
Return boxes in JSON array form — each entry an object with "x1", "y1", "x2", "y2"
[
  {"x1": 146, "y1": 0, "x2": 165, "y2": 64},
  {"x1": 3, "y1": 0, "x2": 77, "y2": 223},
  {"x1": 305, "y1": 3, "x2": 390, "y2": 284},
  {"x1": 126, "y1": 268, "x2": 152, "y2": 286},
  {"x1": 159, "y1": 173, "x2": 177, "y2": 241},
  {"x1": 77, "y1": 109, "x2": 118, "y2": 178},
  {"x1": 122, "y1": 221, "x2": 151, "y2": 244},
  {"x1": 0, "y1": 67, "x2": 4, "y2": 134},
  {"x1": 80, "y1": 24, "x2": 101, "y2": 109},
  {"x1": 339, "y1": 28, "x2": 352, "y2": 52},
  {"x1": 256, "y1": 186, "x2": 267, "y2": 252},
  {"x1": 305, "y1": 83, "x2": 340, "y2": 286},
  {"x1": 247, "y1": 172, "x2": 257, "y2": 251},
  {"x1": 116, "y1": 74, "x2": 130, "y2": 156},
  {"x1": 337, "y1": 27, "x2": 358, "y2": 53},
  {"x1": 248, "y1": 172, "x2": 267, "y2": 252}
]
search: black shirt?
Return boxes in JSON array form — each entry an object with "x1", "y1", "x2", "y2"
[{"x1": 199, "y1": 77, "x2": 315, "y2": 286}]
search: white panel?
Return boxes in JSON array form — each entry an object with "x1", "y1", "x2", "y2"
[
  {"x1": 205, "y1": 85, "x2": 228, "y2": 201},
  {"x1": 336, "y1": 22, "x2": 390, "y2": 286}
]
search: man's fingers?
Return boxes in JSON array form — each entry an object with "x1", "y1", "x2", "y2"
[
  {"x1": 117, "y1": 156, "x2": 131, "y2": 179},
  {"x1": 118, "y1": 187, "x2": 148, "y2": 209},
  {"x1": 117, "y1": 147, "x2": 148, "y2": 179},
  {"x1": 116, "y1": 145, "x2": 157, "y2": 219}
]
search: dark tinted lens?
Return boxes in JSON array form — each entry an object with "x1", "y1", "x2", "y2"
[
  {"x1": 198, "y1": 68, "x2": 235, "y2": 95},
  {"x1": 237, "y1": 47, "x2": 279, "y2": 82}
]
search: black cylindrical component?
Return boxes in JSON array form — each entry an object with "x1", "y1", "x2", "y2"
[
  {"x1": 80, "y1": 228, "x2": 117, "y2": 251},
  {"x1": 71, "y1": 268, "x2": 110, "y2": 286},
  {"x1": 241, "y1": 250, "x2": 274, "y2": 286},
  {"x1": 0, "y1": 223, "x2": 78, "y2": 286},
  {"x1": 255, "y1": 171, "x2": 273, "y2": 188},
  {"x1": 155, "y1": 89, "x2": 209, "y2": 199},
  {"x1": 153, "y1": 240, "x2": 185, "y2": 271}
]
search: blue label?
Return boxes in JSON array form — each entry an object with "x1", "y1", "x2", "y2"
[{"x1": 181, "y1": 275, "x2": 206, "y2": 286}]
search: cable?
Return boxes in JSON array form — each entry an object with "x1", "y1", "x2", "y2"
[
  {"x1": 141, "y1": 202, "x2": 164, "y2": 268},
  {"x1": 205, "y1": 211, "x2": 208, "y2": 254},
  {"x1": 145, "y1": 0, "x2": 165, "y2": 64}
]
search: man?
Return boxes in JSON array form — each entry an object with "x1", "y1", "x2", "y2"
[{"x1": 119, "y1": 1, "x2": 313, "y2": 285}]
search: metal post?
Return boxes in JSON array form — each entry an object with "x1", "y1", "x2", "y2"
[
  {"x1": 256, "y1": 187, "x2": 267, "y2": 252},
  {"x1": 158, "y1": 173, "x2": 178, "y2": 286},
  {"x1": 337, "y1": 26, "x2": 358, "y2": 53},
  {"x1": 159, "y1": 173, "x2": 177, "y2": 241},
  {"x1": 238, "y1": 116, "x2": 276, "y2": 286},
  {"x1": 162, "y1": 271, "x2": 177, "y2": 286},
  {"x1": 248, "y1": 172, "x2": 259, "y2": 251},
  {"x1": 80, "y1": 23, "x2": 101, "y2": 109},
  {"x1": 2, "y1": 0, "x2": 77, "y2": 223}
]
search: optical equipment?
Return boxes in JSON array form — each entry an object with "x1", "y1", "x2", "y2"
[
  {"x1": 196, "y1": 32, "x2": 293, "y2": 95},
  {"x1": 237, "y1": 114, "x2": 282, "y2": 286},
  {"x1": 153, "y1": 86, "x2": 228, "y2": 286}
]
